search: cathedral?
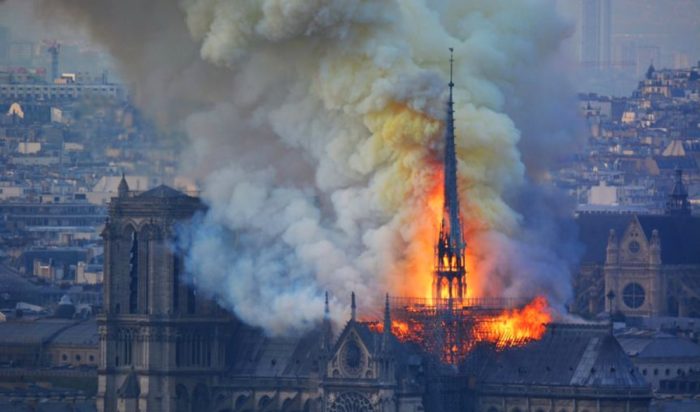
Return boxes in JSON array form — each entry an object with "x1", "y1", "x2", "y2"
[
  {"x1": 98, "y1": 56, "x2": 652, "y2": 411},
  {"x1": 98, "y1": 181, "x2": 651, "y2": 412},
  {"x1": 99, "y1": 179, "x2": 428, "y2": 411}
]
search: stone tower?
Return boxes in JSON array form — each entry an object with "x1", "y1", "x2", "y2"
[{"x1": 98, "y1": 180, "x2": 234, "y2": 412}]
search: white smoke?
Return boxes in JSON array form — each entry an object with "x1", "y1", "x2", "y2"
[{"x1": 37, "y1": 0, "x2": 581, "y2": 335}]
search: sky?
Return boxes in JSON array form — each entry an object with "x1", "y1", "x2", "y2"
[{"x1": 1, "y1": 0, "x2": 699, "y2": 95}]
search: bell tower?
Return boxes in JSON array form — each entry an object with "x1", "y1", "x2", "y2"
[
  {"x1": 99, "y1": 184, "x2": 234, "y2": 412},
  {"x1": 434, "y1": 48, "x2": 467, "y2": 303}
]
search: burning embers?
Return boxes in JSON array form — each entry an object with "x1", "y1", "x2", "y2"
[{"x1": 367, "y1": 296, "x2": 551, "y2": 364}]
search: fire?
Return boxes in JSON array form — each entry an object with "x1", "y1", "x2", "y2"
[
  {"x1": 475, "y1": 296, "x2": 551, "y2": 349},
  {"x1": 362, "y1": 98, "x2": 553, "y2": 363},
  {"x1": 365, "y1": 296, "x2": 551, "y2": 364}
]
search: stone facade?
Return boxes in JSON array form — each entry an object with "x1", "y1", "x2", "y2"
[
  {"x1": 98, "y1": 182, "x2": 234, "y2": 412},
  {"x1": 574, "y1": 213, "x2": 700, "y2": 319}
]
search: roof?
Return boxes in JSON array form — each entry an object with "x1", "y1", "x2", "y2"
[
  {"x1": 477, "y1": 324, "x2": 648, "y2": 390},
  {"x1": 575, "y1": 213, "x2": 700, "y2": 264},
  {"x1": 229, "y1": 324, "x2": 323, "y2": 378},
  {"x1": 0, "y1": 319, "x2": 96, "y2": 346},
  {"x1": 50, "y1": 319, "x2": 98, "y2": 346},
  {"x1": 136, "y1": 184, "x2": 191, "y2": 199},
  {"x1": 617, "y1": 330, "x2": 700, "y2": 359},
  {"x1": 662, "y1": 140, "x2": 687, "y2": 157},
  {"x1": 654, "y1": 156, "x2": 697, "y2": 171},
  {"x1": 0, "y1": 319, "x2": 75, "y2": 345},
  {"x1": 91, "y1": 175, "x2": 149, "y2": 192}
]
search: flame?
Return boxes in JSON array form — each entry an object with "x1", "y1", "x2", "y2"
[
  {"x1": 365, "y1": 296, "x2": 551, "y2": 363},
  {"x1": 476, "y1": 296, "x2": 551, "y2": 349},
  {"x1": 362, "y1": 101, "x2": 552, "y2": 363}
]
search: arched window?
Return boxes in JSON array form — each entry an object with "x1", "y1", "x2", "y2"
[
  {"x1": 187, "y1": 286, "x2": 196, "y2": 314},
  {"x1": 173, "y1": 254, "x2": 180, "y2": 311},
  {"x1": 329, "y1": 392, "x2": 374, "y2": 412},
  {"x1": 235, "y1": 395, "x2": 248, "y2": 409},
  {"x1": 128, "y1": 230, "x2": 138, "y2": 313},
  {"x1": 191, "y1": 383, "x2": 209, "y2": 412},
  {"x1": 175, "y1": 384, "x2": 189, "y2": 412},
  {"x1": 258, "y1": 395, "x2": 272, "y2": 409}
]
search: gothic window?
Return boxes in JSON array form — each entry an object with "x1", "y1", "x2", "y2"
[
  {"x1": 340, "y1": 339, "x2": 364, "y2": 377},
  {"x1": 187, "y1": 286, "x2": 196, "y2": 314},
  {"x1": 128, "y1": 231, "x2": 139, "y2": 313},
  {"x1": 173, "y1": 254, "x2": 180, "y2": 311},
  {"x1": 235, "y1": 395, "x2": 248, "y2": 409},
  {"x1": 328, "y1": 392, "x2": 374, "y2": 412},
  {"x1": 191, "y1": 383, "x2": 209, "y2": 412},
  {"x1": 628, "y1": 240, "x2": 640, "y2": 253},
  {"x1": 175, "y1": 384, "x2": 190, "y2": 412},
  {"x1": 622, "y1": 283, "x2": 645, "y2": 309},
  {"x1": 259, "y1": 396, "x2": 272, "y2": 409}
]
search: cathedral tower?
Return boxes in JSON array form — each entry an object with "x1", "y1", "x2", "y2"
[
  {"x1": 98, "y1": 180, "x2": 234, "y2": 412},
  {"x1": 665, "y1": 167, "x2": 691, "y2": 216},
  {"x1": 434, "y1": 49, "x2": 467, "y2": 303}
]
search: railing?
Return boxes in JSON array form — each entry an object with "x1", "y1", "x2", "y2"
[{"x1": 389, "y1": 296, "x2": 529, "y2": 310}]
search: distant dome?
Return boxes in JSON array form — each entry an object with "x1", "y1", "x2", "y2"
[
  {"x1": 59, "y1": 294, "x2": 73, "y2": 305},
  {"x1": 55, "y1": 295, "x2": 75, "y2": 319}
]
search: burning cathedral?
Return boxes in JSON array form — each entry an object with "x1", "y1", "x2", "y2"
[{"x1": 98, "y1": 55, "x2": 652, "y2": 412}]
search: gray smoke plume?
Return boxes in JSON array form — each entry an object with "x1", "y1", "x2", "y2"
[{"x1": 35, "y1": 0, "x2": 582, "y2": 334}]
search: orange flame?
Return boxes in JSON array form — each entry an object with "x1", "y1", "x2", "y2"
[
  {"x1": 476, "y1": 296, "x2": 551, "y2": 349},
  {"x1": 365, "y1": 296, "x2": 551, "y2": 363},
  {"x1": 364, "y1": 102, "x2": 552, "y2": 363}
]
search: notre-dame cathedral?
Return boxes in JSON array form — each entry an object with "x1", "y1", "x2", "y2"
[
  {"x1": 99, "y1": 177, "x2": 651, "y2": 412},
  {"x1": 99, "y1": 62, "x2": 650, "y2": 411},
  {"x1": 99, "y1": 177, "x2": 428, "y2": 412}
]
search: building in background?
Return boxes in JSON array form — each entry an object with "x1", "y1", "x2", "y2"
[{"x1": 580, "y1": 0, "x2": 612, "y2": 69}]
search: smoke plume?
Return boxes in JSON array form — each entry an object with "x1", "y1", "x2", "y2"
[{"x1": 39, "y1": 0, "x2": 581, "y2": 334}]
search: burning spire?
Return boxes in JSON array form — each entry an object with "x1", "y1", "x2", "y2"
[{"x1": 434, "y1": 48, "x2": 467, "y2": 303}]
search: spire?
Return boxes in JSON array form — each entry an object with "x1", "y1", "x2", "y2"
[
  {"x1": 434, "y1": 48, "x2": 467, "y2": 303},
  {"x1": 646, "y1": 60, "x2": 656, "y2": 80},
  {"x1": 118, "y1": 172, "x2": 129, "y2": 198},
  {"x1": 382, "y1": 293, "x2": 392, "y2": 350},
  {"x1": 322, "y1": 291, "x2": 332, "y2": 351},
  {"x1": 665, "y1": 167, "x2": 691, "y2": 216},
  {"x1": 350, "y1": 291, "x2": 356, "y2": 322},
  {"x1": 445, "y1": 48, "x2": 461, "y2": 240}
]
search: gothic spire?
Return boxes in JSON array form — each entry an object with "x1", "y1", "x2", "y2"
[
  {"x1": 665, "y1": 167, "x2": 691, "y2": 216},
  {"x1": 434, "y1": 48, "x2": 467, "y2": 302},
  {"x1": 118, "y1": 172, "x2": 129, "y2": 198},
  {"x1": 443, "y1": 47, "x2": 464, "y2": 251},
  {"x1": 382, "y1": 293, "x2": 392, "y2": 350},
  {"x1": 350, "y1": 291, "x2": 356, "y2": 322},
  {"x1": 322, "y1": 291, "x2": 332, "y2": 351}
]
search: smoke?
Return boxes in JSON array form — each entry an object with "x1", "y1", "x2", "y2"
[{"x1": 37, "y1": 0, "x2": 582, "y2": 334}]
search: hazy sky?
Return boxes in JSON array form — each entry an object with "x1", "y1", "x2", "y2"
[{"x1": 1, "y1": 0, "x2": 699, "y2": 94}]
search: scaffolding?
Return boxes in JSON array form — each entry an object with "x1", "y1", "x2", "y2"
[{"x1": 384, "y1": 296, "x2": 531, "y2": 365}]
